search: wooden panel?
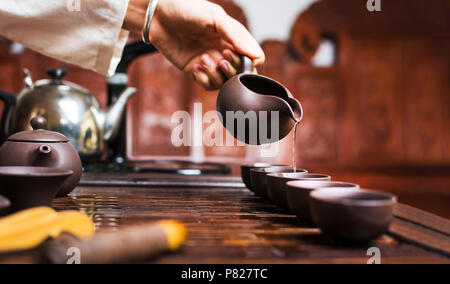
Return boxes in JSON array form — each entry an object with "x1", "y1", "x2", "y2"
[
  {"x1": 287, "y1": 0, "x2": 450, "y2": 168},
  {"x1": 401, "y1": 38, "x2": 450, "y2": 162},
  {"x1": 0, "y1": 42, "x2": 22, "y2": 94},
  {"x1": 346, "y1": 36, "x2": 404, "y2": 162},
  {"x1": 127, "y1": 54, "x2": 190, "y2": 159},
  {"x1": 287, "y1": 66, "x2": 339, "y2": 164},
  {"x1": 0, "y1": 62, "x2": 18, "y2": 119}
]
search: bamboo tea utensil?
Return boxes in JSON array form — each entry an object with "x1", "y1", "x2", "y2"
[
  {"x1": 46, "y1": 221, "x2": 188, "y2": 264},
  {"x1": 0, "y1": 207, "x2": 94, "y2": 253}
]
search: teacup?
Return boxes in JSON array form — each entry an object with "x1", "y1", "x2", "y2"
[
  {"x1": 251, "y1": 167, "x2": 307, "y2": 200},
  {"x1": 0, "y1": 167, "x2": 73, "y2": 213},
  {"x1": 266, "y1": 173, "x2": 331, "y2": 210},
  {"x1": 310, "y1": 188, "x2": 397, "y2": 243},
  {"x1": 286, "y1": 180, "x2": 360, "y2": 221},
  {"x1": 241, "y1": 163, "x2": 285, "y2": 192}
]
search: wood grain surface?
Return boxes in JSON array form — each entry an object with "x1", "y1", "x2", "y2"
[{"x1": 49, "y1": 178, "x2": 450, "y2": 264}]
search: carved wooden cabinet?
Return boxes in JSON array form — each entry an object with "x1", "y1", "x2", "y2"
[{"x1": 279, "y1": 0, "x2": 450, "y2": 168}]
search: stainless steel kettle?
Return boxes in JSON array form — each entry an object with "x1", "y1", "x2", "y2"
[{"x1": 0, "y1": 69, "x2": 136, "y2": 161}]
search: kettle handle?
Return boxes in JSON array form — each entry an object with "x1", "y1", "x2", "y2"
[
  {"x1": 0, "y1": 91, "x2": 16, "y2": 143},
  {"x1": 115, "y1": 42, "x2": 158, "y2": 74}
]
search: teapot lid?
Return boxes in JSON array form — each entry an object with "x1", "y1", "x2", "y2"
[{"x1": 7, "y1": 117, "x2": 69, "y2": 143}]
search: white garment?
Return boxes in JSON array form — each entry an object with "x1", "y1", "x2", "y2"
[{"x1": 0, "y1": 0, "x2": 130, "y2": 76}]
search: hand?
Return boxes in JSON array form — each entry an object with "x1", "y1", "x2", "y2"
[{"x1": 125, "y1": 0, "x2": 265, "y2": 90}]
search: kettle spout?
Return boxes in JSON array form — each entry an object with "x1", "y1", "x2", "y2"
[
  {"x1": 101, "y1": 87, "x2": 137, "y2": 142},
  {"x1": 23, "y1": 68, "x2": 34, "y2": 88}
]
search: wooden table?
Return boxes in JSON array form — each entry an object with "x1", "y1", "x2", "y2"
[{"x1": 44, "y1": 173, "x2": 450, "y2": 264}]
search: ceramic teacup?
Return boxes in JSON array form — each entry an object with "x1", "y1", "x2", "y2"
[
  {"x1": 310, "y1": 188, "x2": 397, "y2": 243},
  {"x1": 0, "y1": 167, "x2": 73, "y2": 213},
  {"x1": 286, "y1": 180, "x2": 360, "y2": 221},
  {"x1": 241, "y1": 163, "x2": 286, "y2": 192},
  {"x1": 266, "y1": 173, "x2": 331, "y2": 210},
  {"x1": 250, "y1": 166, "x2": 307, "y2": 200}
]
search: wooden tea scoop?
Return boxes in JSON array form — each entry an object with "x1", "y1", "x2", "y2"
[
  {"x1": 46, "y1": 221, "x2": 188, "y2": 264},
  {"x1": 0, "y1": 207, "x2": 94, "y2": 253}
]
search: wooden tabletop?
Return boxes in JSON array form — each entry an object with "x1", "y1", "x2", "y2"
[{"x1": 44, "y1": 174, "x2": 450, "y2": 264}]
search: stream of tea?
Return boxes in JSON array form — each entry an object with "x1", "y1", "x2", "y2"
[{"x1": 292, "y1": 121, "x2": 300, "y2": 173}]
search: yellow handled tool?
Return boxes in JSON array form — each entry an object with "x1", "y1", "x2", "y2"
[
  {"x1": 0, "y1": 207, "x2": 95, "y2": 253},
  {"x1": 0, "y1": 207, "x2": 188, "y2": 263},
  {"x1": 46, "y1": 220, "x2": 188, "y2": 264}
]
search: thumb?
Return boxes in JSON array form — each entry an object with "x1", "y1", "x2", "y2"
[{"x1": 215, "y1": 14, "x2": 265, "y2": 66}]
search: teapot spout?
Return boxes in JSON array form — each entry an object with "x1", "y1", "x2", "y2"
[{"x1": 101, "y1": 87, "x2": 137, "y2": 142}]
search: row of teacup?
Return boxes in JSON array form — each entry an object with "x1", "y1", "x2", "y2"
[{"x1": 241, "y1": 164, "x2": 397, "y2": 243}]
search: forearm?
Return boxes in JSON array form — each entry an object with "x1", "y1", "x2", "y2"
[
  {"x1": 123, "y1": 0, "x2": 264, "y2": 90},
  {"x1": 123, "y1": 0, "x2": 149, "y2": 34},
  {"x1": 0, "y1": 0, "x2": 130, "y2": 76}
]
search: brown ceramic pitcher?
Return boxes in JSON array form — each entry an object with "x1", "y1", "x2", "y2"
[{"x1": 217, "y1": 55, "x2": 303, "y2": 145}]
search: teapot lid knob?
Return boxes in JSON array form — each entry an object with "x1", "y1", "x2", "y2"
[{"x1": 31, "y1": 116, "x2": 48, "y2": 130}]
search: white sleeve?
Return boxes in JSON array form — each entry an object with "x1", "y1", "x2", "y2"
[{"x1": 0, "y1": 0, "x2": 130, "y2": 77}]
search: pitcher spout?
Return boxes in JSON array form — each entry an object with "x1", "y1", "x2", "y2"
[
  {"x1": 286, "y1": 97, "x2": 303, "y2": 123},
  {"x1": 100, "y1": 87, "x2": 137, "y2": 143}
]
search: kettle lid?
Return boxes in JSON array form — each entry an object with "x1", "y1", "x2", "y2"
[
  {"x1": 7, "y1": 116, "x2": 69, "y2": 143},
  {"x1": 30, "y1": 68, "x2": 90, "y2": 95}
]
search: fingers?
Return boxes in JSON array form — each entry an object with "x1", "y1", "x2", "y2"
[
  {"x1": 223, "y1": 49, "x2": 258, "y2": 74},
  {"x1": 218, "y1": 60, "x2": 237, "y2": 78},
  {"x1": 200, "y1": 54, "x2": 226, "y2": 89},
  {"x1": 215, "y1": 12, "x2": 265, "y2": 66},
  {"x1": 191, "y1": 53, "x2": 228, "y2": 91},
  {"x1": 192, "y1": 65, "x2": 215, "y2": 91},
  {"x1": 190, "y1": 45, "x2": 261, "y2": 90},
  {"x1": 190, "y1": 49, "x2": 262, "y2": 90},
  {"x1": 223, "y1": 49, "x2": 241, "y2": 70}
]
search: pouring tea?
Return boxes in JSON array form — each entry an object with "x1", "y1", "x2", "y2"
[{"x1": 217, "y1": 55, "x2": 303, "y2": 146}]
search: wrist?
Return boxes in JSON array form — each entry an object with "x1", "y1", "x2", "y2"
[
  {"x1": 142, "y1": 0, "x2": 160, "y2": 44},
  {"x1": 123, "y1": 0, "x2": 149, "y2": 34}
]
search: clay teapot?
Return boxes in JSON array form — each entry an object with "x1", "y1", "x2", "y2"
[
  {"x1": 217, "y1": 56, "x2": 303, "y2": 145},
  {"x1": 0, "y1": 116, "x2": 82, "y2": 197}
]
